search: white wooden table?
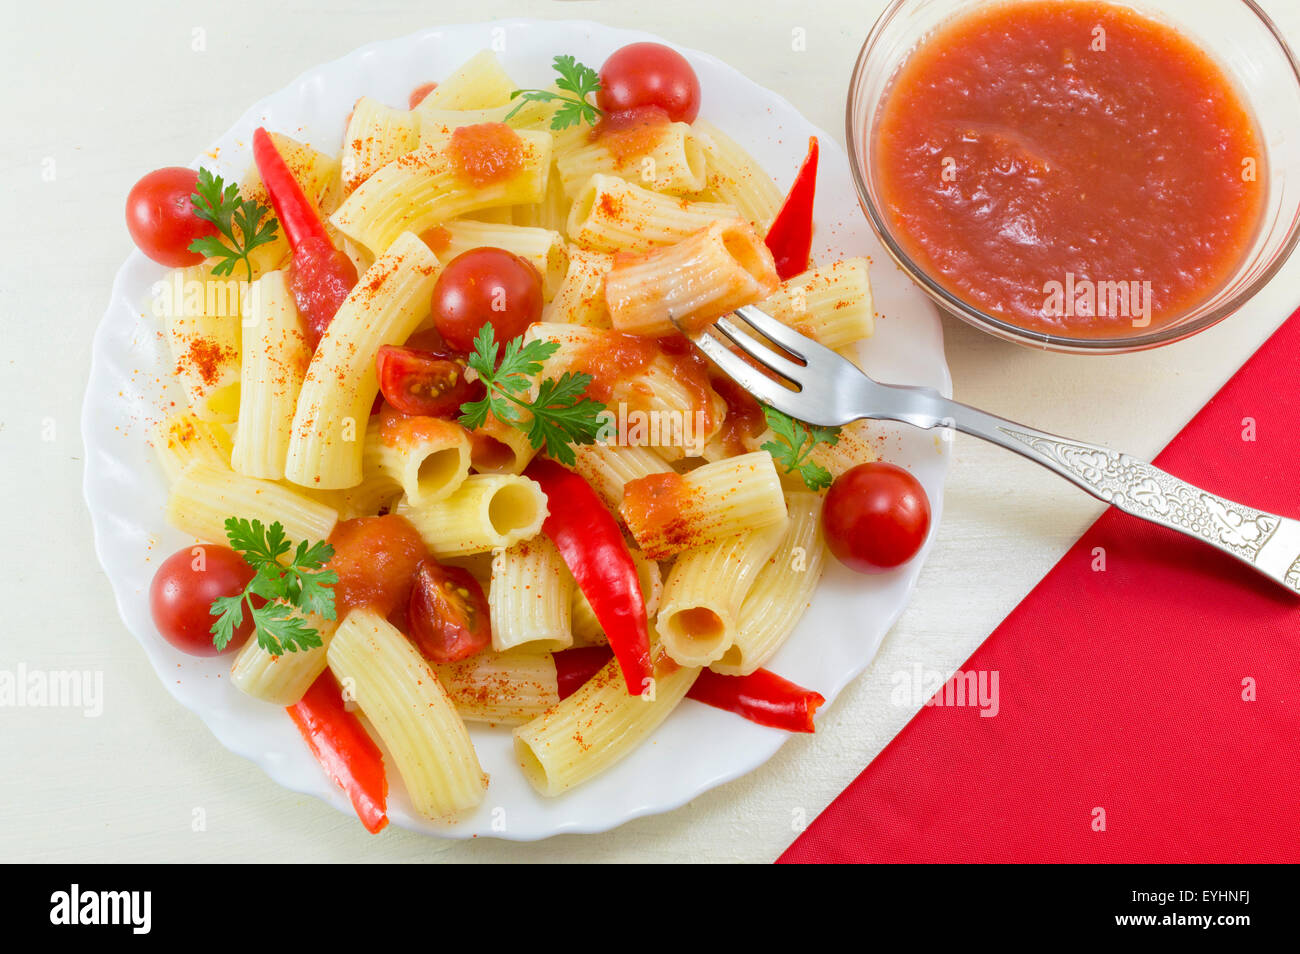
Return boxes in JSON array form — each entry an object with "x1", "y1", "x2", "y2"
[{"x1": 4, "y1": 0, "x2": 1298, "y2": 863}]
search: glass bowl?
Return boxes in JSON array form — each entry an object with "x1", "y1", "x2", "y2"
[{"x1": 847, "y1": 0, "x2": 1300, "y2": 353}]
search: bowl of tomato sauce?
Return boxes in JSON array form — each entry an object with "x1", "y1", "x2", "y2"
[{"x1": 848, "y1": 0, "x2": 1300, "y2": 352}]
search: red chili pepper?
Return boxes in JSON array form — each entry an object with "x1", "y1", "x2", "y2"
[
  {"x1": 689, "y1": 667, "x2": 824, "y2": 733},
  {"x1": 252, "y1": 127, "x2": 357, "y2": 345},
  {"x1": 764, "y1": 136, "x2": 819, "y2": 281},
  {"x1": 553, "y1": 647, "x2": 825, "y2": 733},
  {"x1": 287, "y1": 670, "x2": 389, "y2": 833},
  {"x1": 524, "y1": 459, "x2": 652, "y2": 695}
]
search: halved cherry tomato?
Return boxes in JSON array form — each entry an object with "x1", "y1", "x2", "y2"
[
  {"x1": 408, "y1": 81, "x2": 438, "y2": 109},
  {"x1": 431, "y1": 247, "x2": 543, "y2": 353},
  {"x1": 125, "y1": 167, "x2": 218, "y2": 268},
  {"x1": 823, "y1": 462, "x2": 931, "y2": 573},
  {"x1": 406, "y1": 559, "x2": 491, "y2": 663},
  {"x1": 597, "y1": 42, "x2": 701, "y2": 124},
  {"x1": 376, "y1": 343, "x2": 481, "y2": 418},
  {"x1": 327, "y1": 515, "x2": 428, "y2": 617},
  {"x1": 149, "y1": 545, "x2": 255, "y2": 656}
]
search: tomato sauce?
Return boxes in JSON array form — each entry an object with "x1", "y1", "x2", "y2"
[
  {"x1": 327, "y1": 515, "x2": 427, "y2": 617},
  {"x1": 621, "y1": 471, "x2": 699, "y2": 553},
  {"x1": 590, "y1": 105, "x2": 672, "y2": 165},
  {"x1": 566, "y1": 331, "x2": 718, "y2": 442},
  {"x1": 873, "y1": 0, "x2": 1264, "y2": 337},
  {"x1": 449, "y1": 123, "x2": 525, "y2": 186}
]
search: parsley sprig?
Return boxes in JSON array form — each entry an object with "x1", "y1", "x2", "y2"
[
  {"x1": 458, "y1": 325, "x2": 607, "y2": 467},
  {"x1": 761, "y1": 406, "x2": 841, "y2": 491},
  {"x1": 188, "y1": 168, "x2": 280, "y2": 282},
  {"x1": 209, "y1": 518, "x2": 338, "y2": 655},
  {"x1": 505, "y1": 54, "x2": 603, "y2": 130}
]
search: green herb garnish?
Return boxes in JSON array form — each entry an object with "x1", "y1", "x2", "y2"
[
  {"x1": 505, "y1": 54, "x2": 603, "y2": 130},
  {"x1": 761, "y1": 406, "x2": 841, "y2": 491},
  {"x1": 458, "y1": 325, "x2": 607, "y2": 467},
  {"x1": 188, "y1": 168, "x2": 280, "y2": 282},
  {"x1": 210, "y1": 518, "x2": 337, "y2": 655}
]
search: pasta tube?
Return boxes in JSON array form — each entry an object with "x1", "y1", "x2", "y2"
[
  {"x1": 229, "y1": 615, "x2": 339, "y2": 705},
  {"x1": 327, "y1": 609, "x2": 486, "y2": 819},
  {"x1": 711, "y1": 492, "x2": 826, "y2": 675},
  {"x1": 154, "y1": 412, "x2": 232, "y2": 483},
  {"x1": 230, "y1": 270, "x2": 312, "y2": 479},
  {"x1": 656, "y1": 519, "x2": 788, "y2": 667},
  {"x1": 283, "y1": 232, "x2": 440, "y2": 489},
  {"x1": 488, "y1": 536, "x2": 575, "y2": 652},
  {"x1": 166, "y1": 462, "x2": 338, "y2": 545},
  {"x1": 621, "y1": 451, "x2": 787, "y2": 559},
  {"x1": 397, "y1": 474, "x2": 548, "y2": 557},
  {"x1": 565, "y1": 174, "x2": 736, "y2": 252},
  {"x1": 513, "y1": 649, "x2": 698, "y2": 796},
  {"x1": 330, "y1": 128, "x2": 552, "y2": 256},
  {"x1": 604, "y1": 218, "x2": 780, "y2": 336},
  {"x1": 555, "y1": 120, "x2": 706, "y2": 197},
  {"x1": 341, "y1": 96, "x2": 420, "y2": 194},
  {"x1": 691, "y1": 120, "x2": 783, "y2": 231},
  {"x1": 433, "y1": 651, "x2": 559, "y2": 725},
  {"x1": 374, "y1": 414, "x2": 471, "y2": 507},
  {"x1": 759, "y1": 258, "x2": 874, "y2": 349}
]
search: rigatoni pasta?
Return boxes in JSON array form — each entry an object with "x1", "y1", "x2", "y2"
[
  {"x1": 604, "y1": 218, "x2": 780, "y2": 336},
  {"x1": 283, "y1": 232, "x2": 440, "y2": 489},
  {"x1": 327, "y1": 609, "x2": 487, "y2": 818},
  {"x1": 330, "y1": 127, "x2": 552, "y2": 256},
  {"x1": 565, "y1": 173, "x2": 737, "y2": 252},
  {"x1": 166, "y1": 461, "x2": 339, "y2": 545},
  {"x1": 656, "y1": 519, "x2": 788, "y2": 667},
  {"x1": 622, "y1": 452, "x2": 787, "y2": 559},
  {"x1": 488, "y1": 536, "x2": 575, "y2": 652},
  {"x1": 513, "y1": 650, "x2": 699, "y2": 796},
  {"x1": 230, "y1": 270, "x2": 312, "y2": 479},
  {"x1": 711, "y1": 493, "x2": 826, "y2": 675},
  {"x1": 374, "y1": 414, "x2": 471, "y2": 506},
  {"x1": 397, "y1": 474, "x2": 548, "y2": 557}
]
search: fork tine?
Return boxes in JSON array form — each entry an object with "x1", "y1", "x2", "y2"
[
  {"x1": 688, "y1": 331, "x2": 804, "y2": 412},
  {"x1": 712, "y1": 317, "x2": 807, "y2": 382},
  {"x1": 732, "y1": 304, "x2": 838, "y2": 364}
]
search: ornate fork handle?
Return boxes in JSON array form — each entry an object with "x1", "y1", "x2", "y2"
[{"x1": 886, "y1": 389, "x2": 1300, "y2": 594}]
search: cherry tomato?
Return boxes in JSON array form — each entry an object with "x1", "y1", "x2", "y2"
[
  {"x1": 406, "y1": 559, "x2": 491, "y2": 663},
  {"x1": 431, "y1": 247, "x2": 544, "y2": 353},
  {"x1": 125, "y1": 167, "x2": 219, "y2": 268},
  {"x1": 149, "y1": 545, "x2": 255, "y2": 655},
  {"x1": 328, "y1": 516, "x2": 428, "y2": 618},
  {"x1": 376, "y1": 339, "x2": 482, "y2": 418},
  {"x1": 288, "y1": 235, "x2": 358, "y2": 346},
  {"x1": 597, "y1": 42, "x2": 702, "y2": 124},
  {"x1": 408, "y1": 82, "x2": 438, "y2": 109},
  {"x1": 823, "y1": 462, "x2": 931, "y2": 573}
]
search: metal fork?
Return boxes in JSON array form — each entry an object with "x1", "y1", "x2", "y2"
[{"x1": 681, "y1": 304, "x2": 1300, "y2": 594}]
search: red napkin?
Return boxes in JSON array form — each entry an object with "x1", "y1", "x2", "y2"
[{"x1": 779, "y1": 308, "x2": 1300, "y2": 864}]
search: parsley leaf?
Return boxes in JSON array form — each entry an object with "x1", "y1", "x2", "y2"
[
  {"x1": 505, "y1": 54, "x2": 603, "y2": 130},
  {"x1": 188, "y1": 167, "x2": 280, "y2": 282},
  {"x1": 209, "y1": 519, "x2": 336, "y2": 654},
  {"x1": 458, "y1": 325, "x2": 607, "y2": 467},
  {"x1": 761, "y1": 406, "x2": 841, "y2": 491}
]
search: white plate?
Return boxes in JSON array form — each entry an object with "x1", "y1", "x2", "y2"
[{"x1": 82, "y1": 19, "x2": 951, "y2": 840}]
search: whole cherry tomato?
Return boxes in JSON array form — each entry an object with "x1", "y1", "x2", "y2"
[
  {"x1": 823, "y1": 462, "x2": 931, "y2": 573},
  {"x1": 125, "y1": 167, "x2": 219, "y2": 268},
  {"x1": 149, "y1": 545, "x2": 255, "y2": 655},
  {"x1": 597, "y1": 42, "x2": 702, "y2": 124},
  {"x1": 431, "y1": 247, "x2": 544, "y2": 352}
]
